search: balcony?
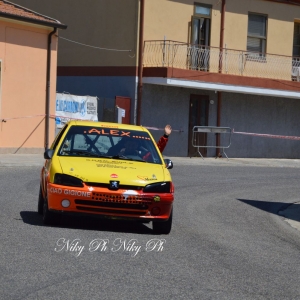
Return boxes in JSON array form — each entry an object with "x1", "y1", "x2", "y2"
[{"x1": 143, "y1": 40, "x2": 300, "y2": 82}]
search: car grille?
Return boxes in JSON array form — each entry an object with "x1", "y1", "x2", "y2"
[
  {"x1": 75, "y1": 199, "x2": 148, "y2": 215},
  {"x1": 91, "y1": 192, "x2": 152, "y2": 204},
  {"x1": 74, "y1": 192, "x2": 153, "y2": 216},
  {"x1": 75, "y1": 200, "x2": 148, "y2": 215},
  {"x1": 85, "y1": 182, "x2": 143, "y2": 190},
  {"x1": 75, "y1": 200, "x2": 148, "y2": 210},
  {"x1": 76, "y1": 206, "x2": 144, "y2": 215}
]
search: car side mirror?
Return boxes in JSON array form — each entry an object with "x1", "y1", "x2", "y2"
[
  {"x1": 164, "y1": 159, "x2": 173, "y2": 169},
  {"x1": 44, "y1": 149, "x2": 54, "y2": 159}
]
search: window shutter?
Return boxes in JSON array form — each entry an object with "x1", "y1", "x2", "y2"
[
  {"x1": 247, "y1": 14, "x2": 267, "y2": 55},
  {"x1": 248, "y1": 14, "x2": 266, "y2": 38},
  {"x1": 293, "y1": 23, "x2": 300, "y2": 56},
  {"x1": 293, "y1": 23, "x2": 300, "y2": 45},
  {"x1": 247, "y1": 37, "x2": 260, "y2": 52}
]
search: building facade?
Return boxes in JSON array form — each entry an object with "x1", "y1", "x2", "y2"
[
  {"x1": 0, "y1": 1, "x2": 66, "y2": 153},
  {"x1": 12, "y1": 0, "x2": 300, "y2": 158}
]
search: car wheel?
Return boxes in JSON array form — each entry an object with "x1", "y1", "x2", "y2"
[
  {"x1": 38, "y1": 186, "x2": 44, "y2": 215},
  {"x1": 153, "y1": 209, "x2": 173, "y2": 234},
  {"x1": 43, "y1": 196, "x2": 59, "y2": 225}
]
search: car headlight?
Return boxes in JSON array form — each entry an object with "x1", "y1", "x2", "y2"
[
  {"x1": 143, "y1": 182, "x2": 171, "y2": 193},
  {"x1": 54, "y1": 174, "x2": 84, "y2": 187}
]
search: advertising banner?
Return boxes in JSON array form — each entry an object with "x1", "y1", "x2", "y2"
[{"x1": 55, "y1": 93, "x2": 98, "y2": 129}]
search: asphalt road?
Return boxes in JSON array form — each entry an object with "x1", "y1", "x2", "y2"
[{"x1": 1, "y1": 158, "x2": 300, "y2": 299}]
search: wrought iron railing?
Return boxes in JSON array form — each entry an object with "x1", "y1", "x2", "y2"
[{"x1": 143, "y1": 40, "x2": 300, "y2": 82}]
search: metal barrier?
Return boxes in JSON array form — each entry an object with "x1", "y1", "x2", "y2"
[{"x1": 191, "y1": 126, "x2": 232, "y2": 159}]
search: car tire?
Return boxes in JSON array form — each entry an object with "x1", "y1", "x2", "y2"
[
  {"x1": 43, "y1": 196, "x2": 59, "y2": 225},
  {"x1": 153, "y1": 209, "x2": 173, "y2": 234},
  {"x1": 38, "y1": 186, "x2": 44, "y2": 215}
]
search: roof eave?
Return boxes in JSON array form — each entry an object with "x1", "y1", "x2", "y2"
[
  {"x1": 263, "y1": 0, "x2": 300, "y2": 5},
  {"x1": 0, "y1": 12, "x2": 67, "y2": 29}
]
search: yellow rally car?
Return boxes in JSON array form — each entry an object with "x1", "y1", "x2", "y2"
[{"x1": 38, "y1": 121, "x2": 174, "y2": 234}]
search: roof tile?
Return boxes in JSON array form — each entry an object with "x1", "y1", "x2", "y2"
[{"x1": 0, "y1": 0, "x2": 64, "y2": 26}]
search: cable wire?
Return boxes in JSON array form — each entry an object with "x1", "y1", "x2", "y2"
[{"x1": 59, "y1": 36, "x2": 132, "y2": 52}]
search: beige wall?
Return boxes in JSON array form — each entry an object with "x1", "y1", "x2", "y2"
[
  {"x1": 144, "y1": 0, "x2": 221, "y2": 47},
  {"x1": 0, "y1": 19, "x2": 58, "y2": 153},
  {"x1": 13, "y1": 0, "x2": 140, "y2": 67},
  {"x1": 225, "y1": 0, "x2": 300, "y2": 56},
  {"x1": 144, "y1": 0, "x2": 300, "y2": 56}
]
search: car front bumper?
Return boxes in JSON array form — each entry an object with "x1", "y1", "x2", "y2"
[{"x1": 47, "y1": 183, "x2": 173, "y2": 221}]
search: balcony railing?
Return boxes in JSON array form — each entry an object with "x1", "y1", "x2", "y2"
[{"x1": 143, "y1": 40, "x2": 300, "y2": 82}]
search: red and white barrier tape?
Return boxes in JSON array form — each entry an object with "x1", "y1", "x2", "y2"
[
  {"x1": 144, "y1": 126, "x2": 183, "y2": 133},
  {"x1": 1, "y1": 114, "x2": 46, "y2": 122},
  {"x1": 233, "y1": 129, "x2": 300, "y2": 141},
  {"x1": 1, "y1": 115, "x2": 298, "y2": 139},
  {"x1": 49, "y1": 114, "x2": 88, "y2": 121},
  {"x1": 1, "y1": 115, "x2": 183, "y2": 132},
  {"x1": 1, "y1": 114, "x2": 103, "y2": 122}
]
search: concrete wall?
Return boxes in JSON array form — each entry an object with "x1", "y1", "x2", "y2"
[
  {"x1": 142, "y1": 84, "x2": 300, "y2": 158},
  {"x1": 141, "y1": 84, "x2": 218, "y2": 157},
  {"x1": 13, "y1": 0, "x2": 140, "y2": 124},
  {"x1": 0, "y1": 20, "x2": 58, "y2": 153},
  {"x1": 222, "y1": 92, "x2": 300, "y2": 158},
  {"x1": 13, "y1": 0, "x2": 139, "y2": 67}
]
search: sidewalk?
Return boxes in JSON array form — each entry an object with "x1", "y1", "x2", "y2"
[
  {"x1": 2, "y1": 154, "x2": 300, "y2": 168},
  {"x1": 0, "y1": 154, "x2": 44, "y2": 167},
  {"x1": 0, "y1": 154, "x2": 299, "y2": 232},
  {"x1": 168, "y1": 156, "x2": 300, "y2": 168}
]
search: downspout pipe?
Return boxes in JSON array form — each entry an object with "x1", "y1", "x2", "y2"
[
  {"x1": 219, "y1": 0, "x2": 226, "y2": 72},
  {"x1": 45, "y1": 28, "x2": 57, "y2": 150},
  {"x1": 216, "y1": 0, "x2": 226, "y2": 156},
  {"x1": 137, "y1": 0, "x2": 145, "y2": 125}
]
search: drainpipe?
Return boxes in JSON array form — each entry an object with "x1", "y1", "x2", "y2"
[
  {"x1": 216, "y1": 0, "x2": 225, "y2": 156},
  {"x1": 45, "y1": 28, "x2": 57, "y2": 150},
  {"x1": 218, "y1": 0, "x2": 225, "y2": 73},
  {"x1": 137, "y1": 0, "x2": 145, "y2": 125}
]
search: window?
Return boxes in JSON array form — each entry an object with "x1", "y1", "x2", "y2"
[
  {"x1": 58, "y1": 125, "x2": 163, "y2": 164},
  {"x1": 293, "y1": 22, "x2": 300, "y2": 57},
  {"x1": 247, "y1": 13, "x2": 267, "y2": 59},
  {"x1": 195, "y1": 5, "x2": 211, "y2": 16},
  {"x1": 191, "y1": 4, "x2": 211, "y2": 46},
  {"x1": 292, "y1": 22, "x2": 300, "y2": 81},
  {"x1": 190, "y1": 4, "x2": 211, "y2": 70}
]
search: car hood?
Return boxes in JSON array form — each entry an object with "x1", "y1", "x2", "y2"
[{"x1": 57, "y1": 157, "x2": 169, "y2": 186}]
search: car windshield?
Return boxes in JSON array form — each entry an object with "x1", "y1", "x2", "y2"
[{"x1": 57, "y1": 125, "x2": 163, "y2": 164}]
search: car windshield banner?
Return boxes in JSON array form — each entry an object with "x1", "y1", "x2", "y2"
[{"x1": 55, "y1": 93, "x2": 98, "y2": 129}]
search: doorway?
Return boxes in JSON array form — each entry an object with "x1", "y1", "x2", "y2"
[{"x1": 188, "y1": 95, "x2": 209, "y2": 157}]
